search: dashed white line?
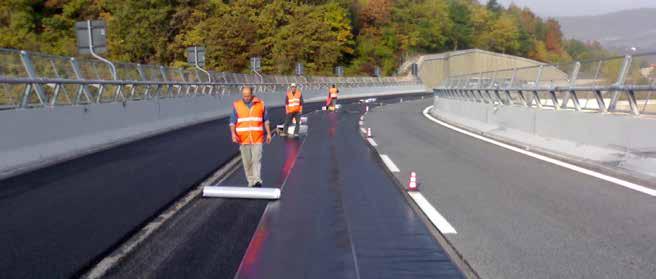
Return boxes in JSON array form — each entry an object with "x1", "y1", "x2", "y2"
[
  {"x1": 360, "y1": 127, "x2": 366, "y2": 134},
  {"x1": 367, "y1": 138, "x2": 378, "y2": 146},
  {"x1": 380, "y1": 154, "x2": 400, "y2": 172},
  {"x1": 408, "y1": 192, "x2": 457, "y2": 234},
  {"x1": 423, "y1": 106, "x2": 656, "y2": 197}
]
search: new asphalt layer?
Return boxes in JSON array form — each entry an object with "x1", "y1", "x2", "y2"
[{"x1": 365, "y1": 99, "x2": 656, "y2": 279}]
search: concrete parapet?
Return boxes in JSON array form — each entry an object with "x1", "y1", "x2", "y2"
[
  {"x1": 0, "y1": 85, "x2": 425, "y2": 178},
  {"x1": 431, "y1": 97, "x2": 656, "y2": 180}
]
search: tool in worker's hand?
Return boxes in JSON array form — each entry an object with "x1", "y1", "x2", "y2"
[{"x1": 203, "y1": 186, "x2": 281, "y2": 199}]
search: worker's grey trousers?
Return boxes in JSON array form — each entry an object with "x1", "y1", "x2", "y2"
[{"x1": 240, "y1": 143, "x2": 263, "y2": 187}]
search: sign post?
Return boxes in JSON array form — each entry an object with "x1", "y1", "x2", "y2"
[
  {"x1": 75, "y1": 20, "x2": 116, "y2": 80},
  {"x1": 374, "y1": 66, "x2": 381, "y2": 77},
  {"x1": 335, "y1": 66, "x2": 344, "y2": 77},
  {"x1": 186, "y1": 46, "x2": 212, "y2": 93},
  {"x1": 295, "y1": 63, "x2": 304, "y2": 76}
]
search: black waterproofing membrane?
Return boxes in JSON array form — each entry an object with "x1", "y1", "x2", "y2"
[{"x1": 234, "y1": 104, "x2": 463, "y2": 279}]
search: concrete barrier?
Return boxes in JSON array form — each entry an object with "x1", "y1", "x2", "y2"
[
  {"x1": 431, "y1": 96, "x2": 656, "y2": 180},
  {"x1": 0, "y1": 85, "x2": 426, "y2": 178}
]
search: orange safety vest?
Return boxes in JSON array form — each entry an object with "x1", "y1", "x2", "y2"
[
  {"x1": 286, "y1": 90, "x2": 302, "y2": 114},
  {"x1": 329, "y1": 87, "x2": 338, "y2": 98},
  {"x1": 234, "y1": 97, "x2": 265, "y2": 144}
]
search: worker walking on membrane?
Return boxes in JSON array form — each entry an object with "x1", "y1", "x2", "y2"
[
  {"x1": 281, "y1": 83, "x2": 303, "y2": 137},
  {"x1": 327, "y1": 84, "x2": 339, "y2": 111},
  {"x1": 230, "y1": 86, "x2": 272, "y2": 187}
]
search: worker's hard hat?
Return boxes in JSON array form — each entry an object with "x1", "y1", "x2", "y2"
[{"x1": 291, "y1": 83, "x2": 297, "y2": 87}]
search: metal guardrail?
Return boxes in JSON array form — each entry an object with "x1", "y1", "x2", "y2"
[
  {"x1": 0, "y1": 48, "x2": 419, "y2": 110},
  {"x1": 435, "y1": 53, "x2": 656, "y2": 116}
]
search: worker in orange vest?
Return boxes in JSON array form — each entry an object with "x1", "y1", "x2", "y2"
[
  {"x1": 229, "y1": 86, "x2": 272, "y2": 187},
  {"x1": 327, "y1": 84, "x2": 339, "y2": 111},
  {"x1": 281, "y1": 83, "x2": 304, "y2": 137}
]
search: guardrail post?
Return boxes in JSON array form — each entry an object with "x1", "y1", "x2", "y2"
[
  {"x1": 19, "y1": 50, "x2": 48, "y2": 108},
  {"x1": 506, "y1": 68, "x2": 517, "y2": 105},
  {"x1": 590, "y1": 60, "x2": 607, "y2": 113},
  {"x1": 136, "y1": 64, "x2": 150, "y2": 99},
  {"x1": 70, "y1": 58, "x2": 93, "y2": 105},
  {"x1": 627, "y1": 89, "x2": 640, "y2": 115},
  {"x1": 178, "y1": 68, "x2": 190, "y2": 97},
  {"x1": 561, "y1": 62, "x2": 581, "y2": 110},
  {"x1": 473, "y1": 72, "x2": 486, "y2": 103},
  {"x1": 530, "y1": 65, "x2": 543, "y2": 108},
  {"x1": 608, "y1": 55, "x2": 632, "y2": 112},
  {"x1": 160, "y1": 66, "x2": 174, "y2": 98},
  {"x1": 548, "y1": 88, "x2": 559, "y2": 110},
  {"x1": 47, "y1": 58, "x2": 69, "y2": 106}
]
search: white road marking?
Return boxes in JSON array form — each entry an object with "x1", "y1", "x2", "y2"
[
  {"x1": 367, "y1": 138, "x2": 378, "y2": 146},
  {"x1": 423, "y1": 106, "x2": 656, "y2": 197},
  {"x1": 360, "y1": 127, "x2": 366, "y2": 134},
  {"x1": 380, "y1": 154, "x2": 400, "y2": 172},
  {"x1": 408, "y1": 192, "x2": 457, "y2": 234}
]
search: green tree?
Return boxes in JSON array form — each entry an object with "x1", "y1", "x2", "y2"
[
  {"x1": 482, "y1": 16, "x2": 520, "y2": 54},
  {"x1": 105, "y1": 0, "x2": 174, "y2": 64},
  {"x1": 446, "y1": 0, "x2": 472, "y2": 51},
  {"x1": 0, "y1": 0, "x2": 611, "y2": 76}
]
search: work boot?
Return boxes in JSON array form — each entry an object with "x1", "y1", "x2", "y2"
[{"x1": 253, "y1": 182, "x2": 262, "y2": 188}]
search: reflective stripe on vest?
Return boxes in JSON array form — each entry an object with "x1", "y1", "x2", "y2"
[
  {"x1": 237, "y1": 117, "x2": 263, "y2": 123},
  {"x1": 235, "y1": 126, "x2": 264, "y2": 132},
  {"x1": 234, "y1": 97, "x2": 265, "y2": 144},
  {"x1": 287, "y1": 90, "x2": 302, "y2": 113}
]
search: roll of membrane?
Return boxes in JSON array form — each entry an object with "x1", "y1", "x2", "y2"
[
  {"x1": 202, "y1": 186, "x2": 281, "y2": 199},
  {"x1": 276, "y1": 124, "x2": 308, "y2": 135}
]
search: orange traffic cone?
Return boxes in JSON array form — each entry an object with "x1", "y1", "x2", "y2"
[{"x1": 408, "y1": 172, "x2": 418, "y2": 191}]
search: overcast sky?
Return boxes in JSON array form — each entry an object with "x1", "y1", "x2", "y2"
[{"x1": 492, "y1": 0, "x2": 656, "y2": 17}]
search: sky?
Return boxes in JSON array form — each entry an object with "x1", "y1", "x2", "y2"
[{"x1": 492, "y1": 0, "x2": 656, "y2": 17}]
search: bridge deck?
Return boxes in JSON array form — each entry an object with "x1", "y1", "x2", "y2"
[
  {"x1": 366, "y1": 99, "x2": 656, "y2": 279},
  {"x1": 0, "y1": 102, "x2": 301, "y2": 278},
  {"x1": 105, "y1": 101, "x2": 462, "y2": 278}
]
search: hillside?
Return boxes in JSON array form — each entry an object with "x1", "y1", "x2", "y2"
[
  {"x1": 558, "y1": 8, "x2": 656, "y2": 54},
  {"x1": 0, "y1": 0, "x2": 602, "y2": 75}
]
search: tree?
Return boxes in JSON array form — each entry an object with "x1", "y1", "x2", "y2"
[
  {"x1": 0, "y1": 0, "x2": 610, "y2": 76},
  {"x1": 483, "y1": 16, "x2": 520, "y2": 54},
  {"x1": 194, "y1": 1, "x2": 259, "y2": 72},
  {"x1": 544, "y1": 18, "x2": 563, "y2": 52},
  {"x1": 447, "y1": 0, "x2": 473, "y2": 51},
  {"x1": 528, "y1": 40, "x2": 548, "y2": 62},
  {"x1": 486, "y1": 0, "x2": 502, "y2": 13},
  {"x1": 105, "y1": 0, "x2": 174, "y2": 64}
]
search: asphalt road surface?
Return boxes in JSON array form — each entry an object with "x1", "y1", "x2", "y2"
[
  {"x1": 366, "y1": 99, "x2": 656, "y2": 279},
  {"x1": 0, "y1": 93, "x2": 430, "y2": 278},
  {"x1": 0, "y1": 100, "x2": 316, "y2": 278}
]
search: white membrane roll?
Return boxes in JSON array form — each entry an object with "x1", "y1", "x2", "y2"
[{"x1": 202, "y1": 186, "x2": 281, "y2": 199}]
